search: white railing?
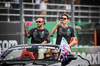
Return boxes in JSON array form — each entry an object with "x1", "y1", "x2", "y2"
[{"x1": 0, "y1": 1, "x2": 100, "y2": 23}]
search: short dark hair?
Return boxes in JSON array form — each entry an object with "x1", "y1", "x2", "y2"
[
  {"x1": 41, "y1": 17, "x2": 45, "y2": 25},
  {"x1": 61, "y1": 13, "x2": 70, "y2": 19},
  {"x1": 42, "y1": 20, "x2": 45, "y2": 25}
]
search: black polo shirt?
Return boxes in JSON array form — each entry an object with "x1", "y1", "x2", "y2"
[
  {"x1": 28, "y1": 28, "x2": 50, "y2": 44},
  {"x1": 56, "y1": 26, "x2": 75, "y2": 45}
]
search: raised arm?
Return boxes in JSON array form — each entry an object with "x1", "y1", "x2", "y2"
[
  {"x1": 25, "y1": 22, "x2": 30, "y2": 37},
  {"x1": 52, "y1": 19, "x2": 62, "y2": 34}
]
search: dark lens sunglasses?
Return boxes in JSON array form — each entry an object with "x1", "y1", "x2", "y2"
[
  {"x1": 36, "y1": 21, "x2": 43, "y2": 23},
  {"x1": 60, "y1": 17, "x2": 67, "y2": 20},
  {"x1": 51, "y1": 53, "x2": 58, "y2": 55}
]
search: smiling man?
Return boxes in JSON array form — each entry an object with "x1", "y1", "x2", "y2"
[
  {"x1": 25, "y1": 18, "x2": 50, "y2": 44},
  {"x1": 50, "y1": 49, "x2": 59, "y2": 59},
  {"x1": 52, "y1": 13, "x2": 75, "y2": 47}
]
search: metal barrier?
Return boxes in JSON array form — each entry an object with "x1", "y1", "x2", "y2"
[{"x1": 0, "y1": 1, "x2": 100, "y2": 23}]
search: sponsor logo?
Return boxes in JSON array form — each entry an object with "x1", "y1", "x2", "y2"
[
  {"x1": 72, "y1": 52, "x2": 100, "y2": 65},
  {"x1": 0, "y1": 40, "x2": 18, "y2": 51},
  {"x1": 38, "y1": 46, "x2": 59, "y2": 50},
  {"x1": 8, "y1": 46, "x2": 32, "y2": 50}
]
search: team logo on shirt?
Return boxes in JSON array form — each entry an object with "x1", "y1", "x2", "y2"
[
  {"x1": 33, "y1": 29, "x2": 37, "y2": 37},
  {"x1": 59, "y1": 28, "x2": 67, "y2": 35},
  {"x1": 68, "y1": 29, "x2": 70, "y2": 31},
  {"x1": 67, "y1": 29, "x2": 71, "y2": 36},
  {"x1": 59, "y1": 27, "x2": 71, "y2": 36},
  {"x1": 42, "y1": 31, "x2": 44, "y2": 34},
  {"x1": 39, "y1": 31, "x2": 45, "y2": 38}
]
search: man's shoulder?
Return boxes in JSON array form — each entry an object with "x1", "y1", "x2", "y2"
[
  {"x1": 31, "y1": 28, "x2": 37, "y2": 30},
  {"x1": 57, "y1": 25, "x2": 62, "y2": 28},
  {"x1": 44, "y1": 28, "x2": 49, "y2": 31},
  {"x1": 67, "y1": 26, "x2": 74, "y2": 31},
  {"x1": 29, "y1": 28, "x2": 37, "y2": 32},
  {"x1": 68, "y1": 26, "x2": 73, "y2": 29}
]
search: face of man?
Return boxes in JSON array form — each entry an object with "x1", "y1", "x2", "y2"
[
  {"x1": 36, "y1": 18, "x2": 44, "y2": 28},
  {"x1": 61, "y1": 16, "x2": 69, "y2": 25},
  {"x1": 51, "y1": 50, "x2": 58, "y2": 59}
]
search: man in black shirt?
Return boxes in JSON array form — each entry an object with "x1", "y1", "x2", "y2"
[
  {"x1": 52, "y1": 13, "x2": 75, "y2": 47},
  {"x1": 25, "y1": 18, "x2": 50, "y2": 44}
]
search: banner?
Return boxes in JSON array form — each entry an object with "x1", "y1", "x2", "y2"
[{"x1": 72, "y1": 46, "x2": 100, "y2": 66}]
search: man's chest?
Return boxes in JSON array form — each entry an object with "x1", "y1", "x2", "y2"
[
  {"x1": 58, "y1": 28, "x2": 71, "y2": 36},
  {"x1": 32, "y1": 30, "x2": 46, "y2": 38}
]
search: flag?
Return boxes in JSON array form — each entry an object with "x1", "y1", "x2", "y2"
[
  {"x1": 60, "y1": 37, "x2": 71, "y2": 53},
  {"x1": 0, "y1": 45, "x2": 3, "y2": 58}
]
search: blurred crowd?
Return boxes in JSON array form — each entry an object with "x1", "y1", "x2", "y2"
[
  {"x1": 0, "y1": 0, "x2": 100, "y2": 16},
  {"x1": 0, "y1": 0, "x2": 100, "y2": 5}
]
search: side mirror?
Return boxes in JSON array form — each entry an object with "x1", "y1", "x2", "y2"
[
  {"x1": 61, "y1": 54, "x2": 77, "y2": 66},
  {"x1": 67, "y1": 54, "x2": 77, "y2": 60}
]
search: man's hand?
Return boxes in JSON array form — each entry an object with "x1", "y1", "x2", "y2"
[
  {"x1": 69, "y1": 44, "x2": 72, "y2": 48},
  {"x1": 56, "y1": 19, "x2": 63, "y2": 26},
  {"x1": 41, "y1": 41, "x2": 48, "y2": 44},
  {"x1": 24, "y1": 22, "x2": 30, "y2": 37},
  {"x1": 25, "y1": 22, "x2": 29, "y2": 29}
]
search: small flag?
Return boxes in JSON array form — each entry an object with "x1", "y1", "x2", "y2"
[
  {"x1": 0, "y1": 46, "x2": 3, "y2": 58},
  {"x1": 60, "y1": 37, "x2": 71, "y2": 53}
]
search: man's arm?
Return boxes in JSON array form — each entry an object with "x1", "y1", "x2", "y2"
[
  {"x1": 41, "y1": 41, "x2": 48, "y2": 44},
  {"x1": 52, "y1": 25, "x2": 58, "y2": 34},
  {"x1": 25, "y1": 22, "x2": 30, "y2": 37},
  {"x1": 69, "y1": 37, "x2": 75, "y2": 47},
  {"x1": 52, "y1": 20, "x2": 62, "y2": 34},
  {"x1": 24, "y1": 28, "x2": 30, "y2": 37},
  {"x1": 42, "y1": 30, "x2": 50, "y2": 44}
]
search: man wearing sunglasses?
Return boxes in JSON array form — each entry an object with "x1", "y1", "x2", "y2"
[
  {"x1": 25, "y1": 18, "x2": 50, "y2": 44},
  {"x1": 50, "y1": 49, "x2": 59, "y2": 59},
  {"x1": 52, "y1": 13, "x2": 75, "y2": 48}
]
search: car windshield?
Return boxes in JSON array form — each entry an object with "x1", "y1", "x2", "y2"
[{"x1": 3, "y1": 44, "x2": 61, "y2": 61}]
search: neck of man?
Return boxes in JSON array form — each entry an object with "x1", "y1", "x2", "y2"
[
  {"x1": 37, "y1": 26, "x2": 44, "y2": 29},
  {"x1": 62, "y1": 24, "x2": 68, "y2": 28}
]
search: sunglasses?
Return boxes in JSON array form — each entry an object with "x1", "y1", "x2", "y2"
[
  {"x1": 60, "y1": 17, "x2": 67, "y2": 20},
  {"x1": 51, "y1": 53, "x2": 58, "y2": 55},
  {"x1": 36, "y1": 21, "x2": 43, "y2": 23}
]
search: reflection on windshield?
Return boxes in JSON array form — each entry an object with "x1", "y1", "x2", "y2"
[{"x1": 3, "y1": 46, "x2": 60, "y2": 61}]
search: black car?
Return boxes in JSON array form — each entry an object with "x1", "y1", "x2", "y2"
[{"x1": 0, "y1": 44, "x2": 90, "y2": 66}]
